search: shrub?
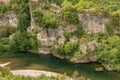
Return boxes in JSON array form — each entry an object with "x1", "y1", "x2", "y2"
[
  {"x1": 0, "y1": 25, "x2": 16, "y2": 38},
  {"x1": 72, "y1": 25, "x2": 85, "y2": 37},
  {"x1": 43, "y1": 3, "x2": 50, "y2": 9},
  {"x1": 9, "y1": 31, "x2": 30, "y2": 52},
  {"x1": 57, "y1": 40, "x2": 79, "y2": 56},
  {"x1": 33, "y1": 9, "x2": 43, "y2": 26},
  {"x1": 62, "y1": 10, "x2": 79, "y2": 24},
  {"x1": 0, "y1": 4, "x2": 8, "y2": 13},
  {"x1": 97, "y1": 36, "x2": 120, "y2": 71},
  {"x1": 17, "y1": 13, "x2": 30, "y2": 31},
  {"x1": 63, "y1": 31, "x2": 71, "y2": 41},
  {"x1": 0, "y1": 38, "x2": 10, "y2": 44},
  {"x1": 0, "y1": 44, "x2": 10, "y2": 53},
  {"x1": 105, "y1": 22, "x2": 114, "y2": 36},
  {"x1": 42, "y1": 12, "x2": 57, "y2": 28}
]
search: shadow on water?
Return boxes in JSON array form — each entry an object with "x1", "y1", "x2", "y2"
[{"x1": 0, "y1": 52, "x2": 120, "y2": 80}]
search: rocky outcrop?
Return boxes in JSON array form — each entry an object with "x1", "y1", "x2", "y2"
[
  {"x1": 0, "y1": 12, "x2": 18, "y2": 27},
  {"x1": 78, "y1": 14, "x2": 109, "y2": 33}
]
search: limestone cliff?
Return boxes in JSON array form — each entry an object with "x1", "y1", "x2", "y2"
[
  {"x1": 0, "y1": 11, "x2": 18, "y2": 27},
  {"x1": 0, "y1": 0, "x2": 110, "y2": 63}
]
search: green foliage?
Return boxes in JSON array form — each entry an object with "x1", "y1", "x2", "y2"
[
  {"x1": 17, "y1": 13, "x2": 30, "y2": 32},
  {"x1": 61, "y1": 0, "x2": 72, "y2": 8},
  {"x1": 43, "y1": 3, "x2": 51, "y2": 9},
  {"x1": 49, "y1": 0, "x2": 64, "y2": 6},
  {"x1": 63, "y1": 31, "x2": 71, "y2": 41},
  {"x1": 105, "y1": 22, "x2": 114, "y2": 36},
  {"x1": 74, "y1": 0, "x2": 85, "y2": 12},
  {"x1": 29, "y1": 37, "x2": 41, "y2": 51},
  {"x1": 72, "y1": 25, "x2": 85, "y2": 37},
  {"x1": 0, "y1": 38, "x2": 10, "y2": 44},
  {"x1": 33, "y1": 9, "x2": 57, "y2": 28},
  {"x1": 0, "y1": 4, "x2": 8, "y2": 13},
  {"x1": 111, "y1": 10, "x2": 120, "y2": 29},
  {"x1": 57, "y1": 40, "x2": 80, "y2": 56},
  {"x1": 9, "y1": 31, "x2": 30, "y2": 52},
  {"x1": 0, "y1": 44, "x2": 10, "y2": 53},
  {"x1": 64, "y1": 42, "x2": 71, "y2": 54},
  {"x1": 61, "y1": 0, "x2": 79, "y2": 24},
  {"x1": 10, "y1": 0, "x2": 30, "y2": 14},
  {"x1": 33, "y1": 9, "x2": 43, "y2": 26},
  {"x1": 97, "y1": 36, "x2": 120, "y2": 71},
  {"x1": 10, "y1": 0, "x2": 30, "y2": 29},
  {"x1": 0, "y1": 44, "x2": 6, "y2": 52},
  {"x1": 42, "y1": 12, "x2": 57, "y2": 28},
  {"x1": 0, "y1": 25, "x2": 17, "y2": 38},
  {"x1": 9, "y1": 31, "x2": 40, "y2": 52},
  {"x1": 62, "y1": 10, "x2": 79, "y2": 24}
]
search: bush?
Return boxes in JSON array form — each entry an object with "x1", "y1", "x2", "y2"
[
  {"x1": 0, "y1": 25, "x2": 16, "y2": 38},
  {"x1": 72, "y1": 25, "x2": 85, "y2": 37},
  {"x1": 97, "y1": 36, "x2": 120, "y2": 71},
  {"x1": 0, "y1": 4, "x2": 8, "y2": 13},
  {"x1": 0, "y1": 44, "x2": 10, "y2": 53},
  {"x1": 33, "y1": 9, "x2": 43, "y2": 26},
  {"x1": 0, "y1": 38, "x2": 10, "y2": 44},
  {"x1": 17, "y1": 13, "x2": 30, "y2": 31},
  {"x1": 57, "y1": 40, "x2": 79, "y2": 56},
  {"x1": 42, "y1": 12, "x2": 57, "y2": 28},
  {"x1": 62, "y1": 10, "x2": 79, "y2": 24},
  {"x1": 105, "y1": 22, "x2": 114, "y2": 36},
  {"x1": 29, "y1": 37, "x2": 41, "y2": 51},
  {"x1": 43, "y1": 3, "x2": 50, "y2": 9},
  {"x1": 61, "y1": 1, "x2": 79, "y2": 24},
  {"x1": 63, "y1": 31, "x2": 71, "y2": 41},
  {"x1": 9, "y1": 31, "x2": 30, "y2": 52}
]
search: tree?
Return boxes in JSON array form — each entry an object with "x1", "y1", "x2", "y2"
[
  {"x1": 9, "y1": 31, "x2": 30, "y2": 52},
  {"x1": 74, "y1": 0, "x2": 85, "y2": 12},
  {"x1": 105, "y1": 22, "x2": 114, "y2": 36},
  {"x1": 29, "y1": 37, "x2": 41, "y2": 51},
  {"x1": 42, "y1": 12, "x2": 57, "y2": 28},
  {"x1": 33, "y1": 9, "x2": 43, "y2": 26},
  {"x1": 64, "y1": 42, "x2": 71, "y2": 54},
  {"x1": 0, "y1": 44, "x2": 5, "y2": 52},
  {"x1": 97, "y1": 36, "x2": 120, "y2": 71},
  {"x1": 17, "y1": 13, "x2": 30, "y2": 32},
  {"x1": 61, "y1": 0, "x2": 79, "y2": 24},
  {"x1": 0, "y1": 4, "x2": 8, "y2": 13}
]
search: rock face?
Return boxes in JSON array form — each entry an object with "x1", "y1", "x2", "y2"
[
  {"x1": 0, "y1": 12, "x2": 18, "y2": 27},
  {"x1": 78, "y1": 14, "x2": 109, "y2": 33}
]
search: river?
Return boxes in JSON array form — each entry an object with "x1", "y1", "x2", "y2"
[{"x1": 0, "y1": 53, "x2": 120, "y2": 80}]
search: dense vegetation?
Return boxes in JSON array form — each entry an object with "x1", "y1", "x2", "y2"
[{"x1": 97, "y1": 36, "x2": 120, "y2": 71}]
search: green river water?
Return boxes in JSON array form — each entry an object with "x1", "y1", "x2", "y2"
[{"x1": 0, "y1": 53, "x2": 120, "y2": 80}]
